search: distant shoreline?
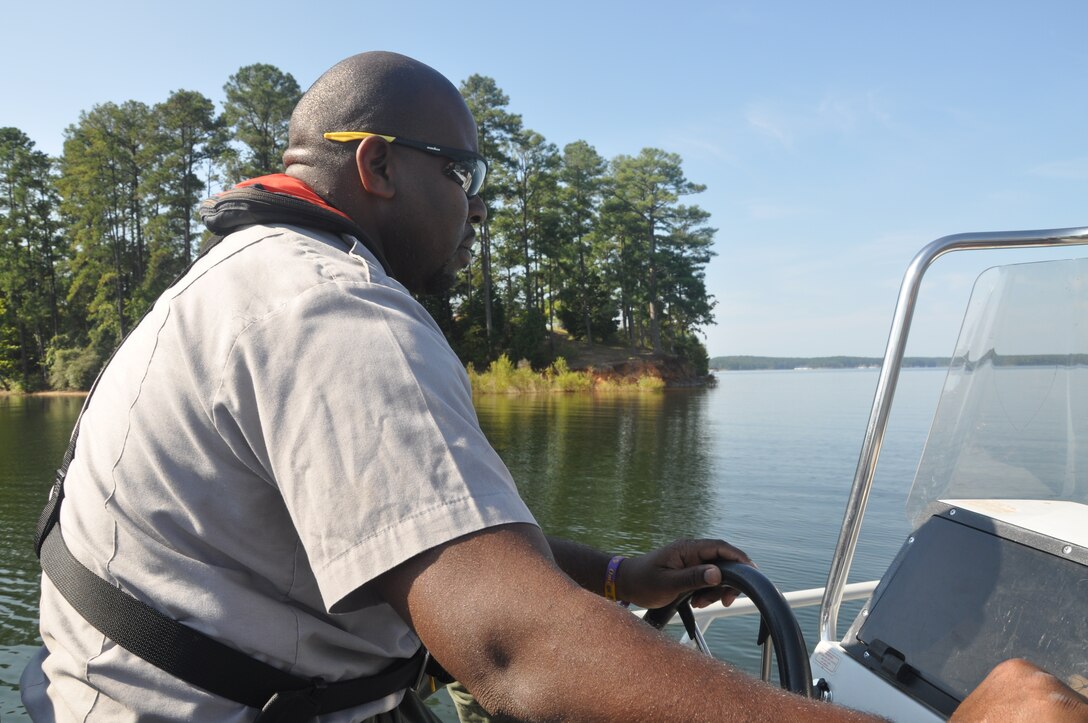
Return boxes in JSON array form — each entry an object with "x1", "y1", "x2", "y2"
[{"x1": 709, "y1": 356, "x2": 951, "y2": 371}]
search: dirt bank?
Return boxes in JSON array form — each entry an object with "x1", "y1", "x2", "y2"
[{"x1": 550, "y1": 334, "x2": 711, "y2": 387}]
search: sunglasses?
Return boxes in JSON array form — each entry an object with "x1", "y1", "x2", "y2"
[{"x1": 323, "y1": 131, "x2": 488, "y2": 198}]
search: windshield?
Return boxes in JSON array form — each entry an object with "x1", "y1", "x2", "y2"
[{"x1": 907, "y1": 257, "x2": 1088, "y2": 526}]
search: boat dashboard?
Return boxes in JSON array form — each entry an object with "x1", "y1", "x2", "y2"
[{"x1": 828, "y1": 499, "x2": 1088, "y2": 718}]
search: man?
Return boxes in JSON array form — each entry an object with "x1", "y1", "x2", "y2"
[{"x1": 22, "y1": 52, "x2": 1087, "y2": 722}]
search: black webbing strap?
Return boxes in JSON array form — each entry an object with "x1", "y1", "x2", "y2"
[
  {"x1": 39, "y1": 501, "x2": 426, "y2": 720},
  {"x1": 39, "y1": 514, "x2": 426, "y2": 718}
]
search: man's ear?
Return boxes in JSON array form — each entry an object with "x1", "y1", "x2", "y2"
[{"x1": 355, "y1": 137, "x2": 396, "y2": 199}]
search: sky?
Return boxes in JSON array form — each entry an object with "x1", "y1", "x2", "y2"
[{"x1": 4, "y1": 1, "x2": 1087, "y2": 357}]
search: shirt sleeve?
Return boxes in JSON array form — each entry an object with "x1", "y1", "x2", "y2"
[{"x1": 212, "y1": 277, "x2": 537, "y2": 612}]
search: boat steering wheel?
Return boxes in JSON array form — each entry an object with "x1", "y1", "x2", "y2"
[{"x1": 642, "y1": 561, "x2": 814, "y2": 697}]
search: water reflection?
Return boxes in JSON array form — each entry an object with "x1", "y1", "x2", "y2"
[
  {"x1": 0, "y1": 396, "x2": 84, "y2": 637},
  {"x1": 474, "y1": 390, "x2": 715, "y2": 554},
  {"x1": 0, "y1": 395, "x2": 85, "y2": 719}
]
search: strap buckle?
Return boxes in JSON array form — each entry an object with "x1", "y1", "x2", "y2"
[
  {"x1": 254, "y1": 679, "x2": 326, "y2": 723},
  {"x1": 413, "y1": 649, "x2": 432, "y2": 692}
]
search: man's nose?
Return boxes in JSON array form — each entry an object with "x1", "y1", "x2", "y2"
[{"x1": 468, "y1": 194, "x2": 487, "y2": 224}]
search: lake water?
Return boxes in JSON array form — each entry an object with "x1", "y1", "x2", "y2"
[{"x1": 0, "y1": 369, "x2": 947, "y2": 720}]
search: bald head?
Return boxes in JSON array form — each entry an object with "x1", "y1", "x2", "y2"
[
  {"x1": 280, "y1": 52, "x2": 485, "y2": 292},
  {"x1": 284, "y1": 51, "x2": 474, "y2": 198}
]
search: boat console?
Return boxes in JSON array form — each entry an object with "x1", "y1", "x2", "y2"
[{"x1": 840, "y1": 500, "x2": 1087, "y2": 717}]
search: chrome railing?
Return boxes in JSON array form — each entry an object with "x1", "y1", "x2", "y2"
[{"x1": 817, "y1": 226, "x2": 1088, "y2": 643}]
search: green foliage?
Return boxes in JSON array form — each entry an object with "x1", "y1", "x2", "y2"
[
  {"x1": 460, "y1": 75, "x2": 523, "y2": 174},
  {"x1": 468, "y1": 354, "x2": 535, "y2": 393},
  {"x1": 555, "y1": 141, "x2": 613, "y2": 344},
  {"x1": 419, "y1": 286, "x2": 506, "y2": 370},
  {"x1": 0, "y1": 127, "x2": 64, "y2": 390},
  {"x1": 59, "y1": 100, "x2": 160, "y2": 349},
  {"x1": 636, "y1": 375, "x2": 667, "y2": 391},
  {"x1": 468, "y1": 354, "x2": 595, "y2": 394},
  {"x1": 546, "y1": 357, "x2": 593, "y2": 392},
  {"x1": 146, "y1": 89, "x2": 225, "y2": 268},
  {"x1": 555, "y1": 282, "x2": 618, "y2": 343},
  {"x1": 672, "y1": 332, "x2": 710, "y2": 377},
  {"x1": 222, "y1": 64, "x2": 300, "y2": 182},
  {"x1": 0, "y1": 67, "x2": 719, "y2": 391},
  {"x1": 0, "y1": 296, "x2": 21, "y2": 390},
  {"x1": 507, "y1": 307, "x2": 551, "y2": 368},
  {"x1": 45, "y1": 340, "x2": 101, "y2": 391},
  {"x1": 467, "y1": 354, "x2": 673, "y2": 394},
  {"x1": 603, "y1": 148, "x2": 717, "y2": 354},
  {"x1": 447, "y1": 79, "x2": 716, "y2": 371}
]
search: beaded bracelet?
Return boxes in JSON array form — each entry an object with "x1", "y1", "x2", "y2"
[{"x1": 605, "y1": 555, "x2": 629, "y2": 607}]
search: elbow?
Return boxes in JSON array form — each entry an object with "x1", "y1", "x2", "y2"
[{"x1": 462, "y1": 648, "x2": 566, "y2": 722}]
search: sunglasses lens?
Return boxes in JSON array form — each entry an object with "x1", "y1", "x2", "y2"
[
  {"x1": 469, "y1": 159, "x2": 486, "y2": 196},
  {"x1": 448, "y1": 160, "x2": 485, "y2": 197}
]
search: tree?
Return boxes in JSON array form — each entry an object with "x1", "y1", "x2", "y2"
[
  {"x1": 459, "y1": 75, "x2": 523, "y2": 348},
  {"x1": 222, "y1": 64, "x2": 300, "y2": 183},
  {"x1": 605, "y1": 149, "x2": 715, "y2": 354},
  {"x1": 486, "y1": 130, "x2": 560, "y2": 366},
  {"x1": 59, "y1": 101, "x2": 156, "y2": 351},
  {"x1": 494, "y1": 130, "x2": 560, "y2": 310},
  {"x1": 657, "y1": 204, "x2": 716, "y2": 342},
  {"x1": 0, "y1": 128, "x2": 64, "y2": 389},
  {"x1": 597, "y1": 180, "x2": 645, "y2": 348},
  {"x1": 555, "y1": 141, "x2": 610, "y2": 343},
  {"x1": 146, "y1": 90, "x2": 224, "y2": 272}
]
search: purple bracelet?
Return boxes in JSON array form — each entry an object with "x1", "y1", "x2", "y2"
[{"x1": 605, "y1": 555, "x2": 630, "y2": 607}]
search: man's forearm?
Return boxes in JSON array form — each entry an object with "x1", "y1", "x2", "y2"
[
  {"x1": 545, "y1": 535, "x2": 614, "y2": 595},
  {"x1": 491, "y1": 587, "x2": 878, "y2": 722},
  {"x1": 380, "y1": 525, "x2": 877, "y2": 722},
  {"x1": 534, "y1": 536, "x2": 876, "y2": 720}
]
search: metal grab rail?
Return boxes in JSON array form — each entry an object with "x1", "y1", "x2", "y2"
[
  {"x1": 630, "y1": 580, "x2": 878, "y2": 630},
  {"x1": 817, "y1": 226, "x2": 1088, "y2": 644}
]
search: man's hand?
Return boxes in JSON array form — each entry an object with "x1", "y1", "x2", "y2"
[
  {"x1": 953, "y1": 659, "x2": 1088, "y2": 722},
  {"x1": 616, "y1": 538, "x2": 753, "y2": 609}
]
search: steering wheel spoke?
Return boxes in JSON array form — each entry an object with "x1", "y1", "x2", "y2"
[{"x1": 642, "y1": 562, "x2": 814, "y2": 697}]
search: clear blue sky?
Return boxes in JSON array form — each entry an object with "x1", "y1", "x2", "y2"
[{"x1": 5, "y1": 1, "x2": 1087, "y2": 357}]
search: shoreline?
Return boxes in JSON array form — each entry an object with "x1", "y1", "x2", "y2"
[
  {"x1": 2, "y1": 355, "x2": 711, "y2": 396},
  {"x1": 2, "y1": 372, "x2": 712, "y2": 397},
  {"x1": 467, "y1": 353, "x2": 713, "y2": 394},
  {"x1": 0, "y1": 390, "x2": 89, "y2": 397}
]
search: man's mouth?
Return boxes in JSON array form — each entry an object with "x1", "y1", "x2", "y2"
[{"x1": 458, "y1": 231, "x2": 476, "y2": 256}]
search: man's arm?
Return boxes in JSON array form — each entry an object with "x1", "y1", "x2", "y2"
[
  {"x1": 375, "y1": 523, "x2": 873, "y2": 722},
  {"x1": 375, "y1": 524, "x2": 1087, "y2": 721},
  {"x1": 951, "y1": 659, "x2": 1088, "y2": 722}
]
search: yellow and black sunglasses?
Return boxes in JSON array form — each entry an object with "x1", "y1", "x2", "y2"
[{"x1": 323, "y1": 131, "x2": 488, "y2": 198}]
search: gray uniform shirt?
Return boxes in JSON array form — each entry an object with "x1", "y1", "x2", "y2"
[{"x1": 21, "y1": 224, "x2": 537, "y2": 722}]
